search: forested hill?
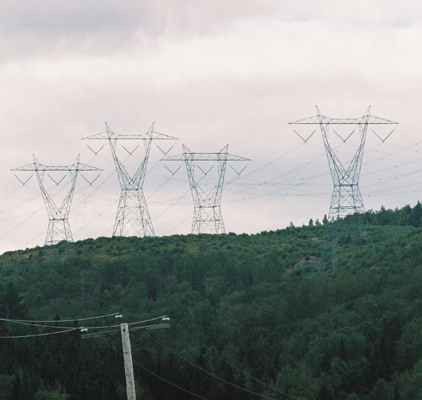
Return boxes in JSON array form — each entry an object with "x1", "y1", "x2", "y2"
[{"x1": 1, "y1": 204, "x2": 422, "y2": 400}]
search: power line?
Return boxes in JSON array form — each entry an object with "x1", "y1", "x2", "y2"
[
  {"x1": 98, "y1": 336, "x2": 210, "y2": 400},
  {"x1": 80, "y1": 315, "x2": 170, "y2": 331},
  {"x1": 4, "y1": 126, "x2": 422, "y2": 248},
  {"x1": 143, "y1": 330, "x2": 281, "y2": 400},
  {"x1": 0, "y1": 319, "x2": 75, "y2": 330},
  {"x1": 0, "y1": 314, "x2": 170, "y2": 341},
  {"x1": 171, "y1": 320, "x2": 302, "y2": 400},
  {"x1": 1, "y1": 312, "x2": 121, "y2": 324},
  {"x1": 0, "y1": 327, "x2": 79, "y2": 339}
]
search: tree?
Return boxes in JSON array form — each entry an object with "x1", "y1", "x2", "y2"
[
  {"x1": 316, "y1": 384, "x2": 332, "y2": 400},
  {"x1": 0, "y1": 283, "x2": 27, "y2": 320},
  {"x1": 34, "y1": 389, "x2": 70, "y2": 400},
  {"x1": 0, "y1": 374, "x2": 15, "y2": 400},
  {"x1": 394, "y1": 381, "x2": 400, "y2": 400},
  {"x1": 412, "y1": 201, "x2": 422, "y2": 227}
]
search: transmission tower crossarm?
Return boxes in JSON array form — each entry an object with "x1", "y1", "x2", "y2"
[
  {"x1": 289, "y1": 115, "x2": 398, "y2": 125},
  {"x1": 82, "y1": 123, "x2": 178, "y2": 141},
  {"x1": 11, "y1": 162, "x2": 39, "y2": 172},
  {"x1": 75, "y1": 163, "x2": 102, "y2": 172},
  {"x1": 12, "y1": 157, "x2": 102, "y2": 173},
  {"x1": 162, "y1": 145, "x2": 250, "y2": 162},
  {"x1": 83, "y1": 132, "x2": 178, "y2": 140}
]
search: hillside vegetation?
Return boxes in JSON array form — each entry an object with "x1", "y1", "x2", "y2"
[{"x1": 1, "y1": 203, "x2": 422, "y2": 400}]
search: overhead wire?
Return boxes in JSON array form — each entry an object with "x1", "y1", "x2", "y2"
[
  {"x1": 142, "y1": 329, "x2": 293, "y2": 400},
  {"x1": 0, "y1": 203, "x2": 45, "y2": 242},
  {"x1": 0, "y1": 312, "x2": 212, "y2": 400},
  {"x1": 154, "y1": 137, "x2": 412, "y2": 234},
  {"x1": 3, "y1": 127, "x2": 422, "y2": 247},
  {"x1": 0, "y1": 319, "x2": 76, "y2": 330},
  {"x1": 122, "y1": 314, "x2": 298, "y2": 400},
  {"x1": 221, "y1": 134, "x2": 422, "y2": 207},
  {"x1": 0, "y1": 327, "x2": 80, "y2": 339},
  {"x1": 1, "y1": 312, "x2": 121, "y2": 324},
  {"x1": 0, "y1": 314, "x2": 169, "y2": 331},
  {"x1": 170, "y1": 320, "x2": 301, "y2": 400},
  {"x1": 78, "y1": 315, "x2": 169, "y2": 331},
  {"x1": 98, "y1": 336, "x2": 210, "y2": 400}
]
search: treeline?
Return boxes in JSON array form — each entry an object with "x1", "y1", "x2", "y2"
[
  {"x1": 365, "y1": 202, "x2": 422, "y2": 227},
  {"x1": 0, "y1": 204, "x2": 422, "y2": 399}
]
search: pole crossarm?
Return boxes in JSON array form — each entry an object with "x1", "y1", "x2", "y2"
[
  {"x1": 81, "y1": 323, "x2": 170, "y2": 339},
  {"x1": 81, "y1": 321, "x2": 170, "y2": 400},
  {"x1": 82, "y1": 123, "x2": 178, "y2": 237},
  {"x1": 12, "y1": 155, "x2": 102, "y2": 246},
  {"x1": 162, "y1": 145, "x2": 250, "y2": 234}
]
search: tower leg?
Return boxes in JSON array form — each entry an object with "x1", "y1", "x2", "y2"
[
  {"x1": 113, "y1": 189, "x2": 155, "y2": 237},
  {"x1": 321, "y1": 184, "x2": 374, "y2": 273},
  {"x1": 45, "y1": 218, "x2": 73, "y2": 246},
  {"x1": 191, "y1": 205, "x2": 225, "y2": 234}
]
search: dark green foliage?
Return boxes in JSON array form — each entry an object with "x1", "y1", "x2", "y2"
[
  {"x1": 2, "y1": 204, "x2": 422, "y2": 399},
  {"x1": 316, "y1": 384, "x2": 332, "y2": 400}
]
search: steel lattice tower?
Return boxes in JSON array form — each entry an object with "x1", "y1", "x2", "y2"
[
  {"x1": 83, "y1": 123, "x2": 177, "y2": 237},
  {"x1": 12, "y1": 155, "x2": 101, "y2": 246},
  {"x1": 289, "y1": 106, "x2": 398, "y2": 270},
  {"x1": 163, "y1": 145, "x2": 250, "y2": 234}
]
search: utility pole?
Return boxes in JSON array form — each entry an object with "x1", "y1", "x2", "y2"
[
  {"x1": 81, "y1": 316, "x2": 170, "y2": 400},
  {"x1": 121, "y1": 323, "x2": 136, "y2": 400}
]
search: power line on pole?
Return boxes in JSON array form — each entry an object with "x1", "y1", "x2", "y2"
[{"x1": 81, "y1": 316, "x2": 170, "y2": 400}]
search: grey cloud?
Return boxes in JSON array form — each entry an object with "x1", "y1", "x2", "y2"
[
  {"x1": 0, "y1": 0, "x2": 289, "y2": 59},
  {"x1": 1, "y1": 1, "x2": 418, "y2": 61},
  {"x1": 1, "y1": 1, "x2": 419, "y2": 39},
  {"x1": 0, "y1": 1, "x2": 303, "y2": 38},
  {"x1": 0, "y1": 1, "x2": 145, "y2": 34}
]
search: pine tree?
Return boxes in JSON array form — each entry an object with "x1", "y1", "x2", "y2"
[
  {"x1": 316, "y1": 384, "x2": 332, "y2": 400},
  {"x1": 0, "y1": 283, "x2": 27, "y2": 320},
  {"x1": 394, "y1": 381, "x2": 400, "y2": 400}
]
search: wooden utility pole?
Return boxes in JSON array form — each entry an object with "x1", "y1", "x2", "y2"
[
  {"x1": 121, "y1": 323, "x2": 136, "y2": 400},
  {"x1": 81, "y1": 320, "x2": 170, "y2": 400}
]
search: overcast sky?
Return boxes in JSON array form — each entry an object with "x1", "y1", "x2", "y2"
[{"x1": 1, "y1": 1, "x2": 422, "y2": 254}]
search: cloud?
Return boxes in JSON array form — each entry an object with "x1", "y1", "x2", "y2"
[
  {"x1": 1, "y1": 1, "x2": 421, "y2": 61},
  {"x1": 1, "y1": 1, "x2": 422, "y2": 253},
  {"x1": 0, "y1": 1, "x2": 144, "y2": 34}
]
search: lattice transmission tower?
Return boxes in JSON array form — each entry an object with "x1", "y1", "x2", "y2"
[
  {"x1": 163, "y1": 145, "x2": 250, "y2": 234},
  {"x1": 12, "y1": 155, "x2": 101, "y2": 246},
  {"x1": 289, "y1": 106, "x2": 398, "y2": 270},
  {"x1": 83, "y1": 123, "x2": 177, "y2": 237}
]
